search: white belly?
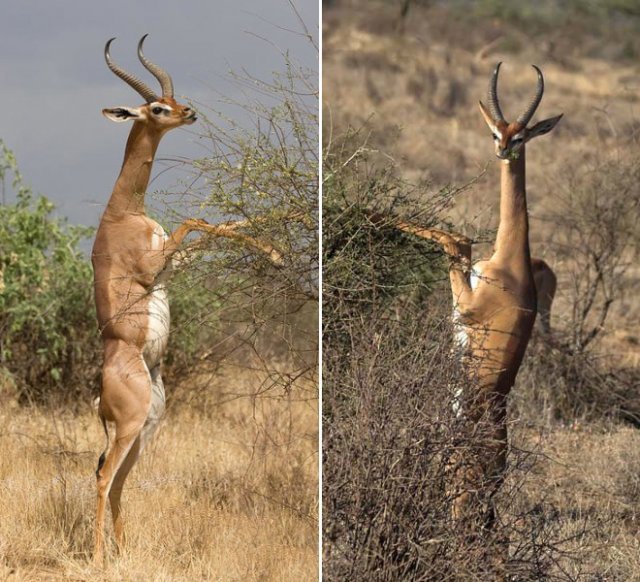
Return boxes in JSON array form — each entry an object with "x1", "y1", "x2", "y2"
[
  {"x1": 452, "y1": 308, "x2": 469, "y2": 350},
  {"x1": 470, "y1": 265, "x2": 482, "y2": 290},
  {"x1": 143, "y1": 226, "x2": 170, "y2": 369},
  {"x1": 143, "y1": 284, "x2": 170, "y2": 369},
  {"x1": 451, "y1": 309, "x2": 470, "y2": 418},
  {"x1": 451, "y1": 264, "x2": 483, "y2": 417}
]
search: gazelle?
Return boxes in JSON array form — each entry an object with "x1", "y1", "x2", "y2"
[
  {"x1": 386, "y1": 63, "x2": 562, "y2": 533},
  {"x1": 92, "y1": 36, "x2": 281, "y2": 564}
]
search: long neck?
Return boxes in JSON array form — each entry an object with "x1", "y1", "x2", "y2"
[
  {"x1": 105, "y1": 123, "x2": 163, "y2": 216},
  {"x1": 493, "y1": 147, "x2": 531, "y2": 266}
]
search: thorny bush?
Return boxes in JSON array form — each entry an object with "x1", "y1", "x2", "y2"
[{"x1": 156, "y1": 54, "x2": 319, "y2": 392}]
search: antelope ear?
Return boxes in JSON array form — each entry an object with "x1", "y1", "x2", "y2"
[
  {"x1": 478, "y1": 101, "x2": 501, "y2": 136},
  {"x1": 102, "y1": 106, "x2": 144, "y2": 123},
  {"x1": 528, "y1": 114, "x2": 563, "y2": 140}
]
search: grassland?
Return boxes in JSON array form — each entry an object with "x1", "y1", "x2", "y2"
[
  {"x1": 507, "y1": 423, "x2": 640, "y2": 579},
  {"x1": 0, "y1": 365, "x2": 318, "y2": 581}
]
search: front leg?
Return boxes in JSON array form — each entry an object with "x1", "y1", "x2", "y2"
[
  {"x1": 394, "y1": 222, "x2": 474, "y2": 308},
  {"x1": 166, "y1": 218, "x2": 283, "y2": 266},
  {"x1": 367, "y1": 212, "x2": 475, "y2": 307}
]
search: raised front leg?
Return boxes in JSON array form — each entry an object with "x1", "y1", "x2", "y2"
[
  {"x1": 394, "y1": 223, "x2": 474, "y2": 308},
  {"x1": 166, "y1": 218, "x2": 283, "y2": 265},
  {"x1": 366, "y1": 212, "x2": 475, "y2": 305}
]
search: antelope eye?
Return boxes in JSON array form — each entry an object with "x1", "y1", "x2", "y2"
[
  {"x1": 152, "y1": 107, "x2": 163, "y2": 115},
  {"x1": 492, "y1": 133, "x2": 499, "y2": 141}
]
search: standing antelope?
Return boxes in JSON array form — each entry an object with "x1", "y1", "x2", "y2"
[
  {"x1": 92, "y1": 36, "x2": 280, "y2": 564},
  {"x1": 385, "y1": 64, "x2": 562, "y2": 535}
]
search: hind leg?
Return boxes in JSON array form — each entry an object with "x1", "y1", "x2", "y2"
[
  {"x1": 94, "y1": 344, "x2": 152, "y2": 566},
  {"x1": 108, "y1": 436, "x2": 141, "y2": 553},
  {"x1": 95, "y1": 426, "x2": 143, "y2": 566},
  {"x1": 108, "y1": 365, "x2": 166, "y2": 552}
]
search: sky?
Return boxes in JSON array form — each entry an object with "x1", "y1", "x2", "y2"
[{"x1": 0, "y1": 0, "x2": 318, "y2": 230}]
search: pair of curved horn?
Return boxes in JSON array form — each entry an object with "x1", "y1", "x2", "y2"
[
  {"x1": 104, "y1": 34, "x2": 174, "y2": 103},
  {"x1": 487, "y1": 62, "x2": 544, "y2": 127}
]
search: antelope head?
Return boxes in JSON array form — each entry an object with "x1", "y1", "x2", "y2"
[
  {"x1": 479, "y1": 63, "x2": 562, "y2": 160},
  {"x1": 102, "y1": 35, "x2": 196, "y2": 132}
]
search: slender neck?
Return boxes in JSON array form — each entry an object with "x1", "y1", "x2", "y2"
[
  {"x1": 105, "y1": 123, "x2": 163, "y2": 216},
  {"x1": 493, "y1": 146, "x2": 531, "y2": 264}
]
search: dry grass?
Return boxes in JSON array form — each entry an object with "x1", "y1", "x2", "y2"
[
  {"x1": 508, "y1": 422, "x2": 640, "y2": 579},
  {"x1": 0, "y1": 365, "x2": 318, "y2": 581}
]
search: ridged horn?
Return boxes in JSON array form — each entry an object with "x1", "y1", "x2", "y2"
[
  {"x1": 487, "y1": 62, "x2": 505, "y2": 123},
  {"x1": 104, "y1": 38, "x2": 159, "y2": 103},
  {"x1": 137, "y1": 34, "x2": 174, "y2": 98},
  {"x1": 516, "y1": 65, "x2": 545, "y2": 127}
]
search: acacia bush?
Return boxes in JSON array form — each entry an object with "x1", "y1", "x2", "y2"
[{"x1": 157, "y1": 52, "x2": 319, "y2": 393}]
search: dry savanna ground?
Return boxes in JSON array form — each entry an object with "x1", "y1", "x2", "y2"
[
  {"x1": 324, "y1": 0, "x2": 640, "y2": 577},
  {"x1": 507, "y1": 423, "x2": 640, "y2": 579},
  {"x1": 0, "y1": 365, "x2": 318, "y2": 581}
]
